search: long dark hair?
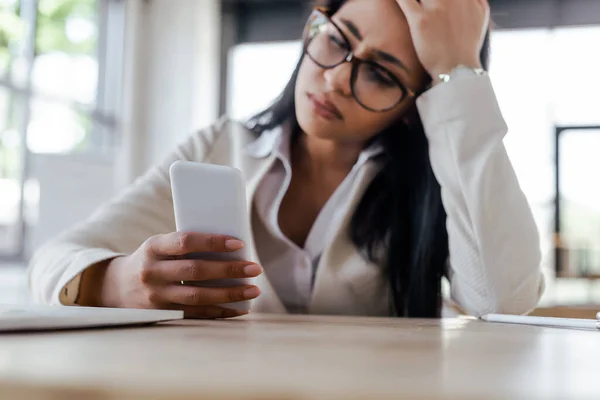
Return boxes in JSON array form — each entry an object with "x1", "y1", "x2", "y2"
[{"x1": 248, "y1": 0, "x2": 491, "y2": 317}]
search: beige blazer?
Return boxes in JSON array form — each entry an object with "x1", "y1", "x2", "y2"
[{"x1": 28, "y1": 75, "x2": 545, "y2": 317}]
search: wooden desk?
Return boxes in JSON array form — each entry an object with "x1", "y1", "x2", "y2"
[{"x1": 0, "y1": 314, "x2": 598, "y2": 400}]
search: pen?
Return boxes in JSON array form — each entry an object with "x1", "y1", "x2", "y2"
[{"x1": 481, "y1": 313, "x2": 600, "y2": 330}]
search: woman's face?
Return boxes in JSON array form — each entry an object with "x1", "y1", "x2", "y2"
[{"x1": 295, "y1": 0, "x2": 429, "y2": 144}]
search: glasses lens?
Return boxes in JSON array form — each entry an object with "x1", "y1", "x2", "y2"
[
  {"x1": 305, "y1": 11, "x2": 347, "y2": 68},
  {"x1": 354, "y1": 62, "x2": 405, "y2": 111}
]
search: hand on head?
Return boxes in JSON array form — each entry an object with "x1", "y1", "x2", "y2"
[{"x1": 396, "y1": 0, "x2": 490, "y2": 78}]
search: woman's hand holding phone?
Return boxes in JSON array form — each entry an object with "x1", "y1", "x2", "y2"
[{"x1": 81, "y1": 232, "x2": 262, "y2": 319}]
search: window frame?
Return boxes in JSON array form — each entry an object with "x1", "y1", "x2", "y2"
[
  {"x1": 554, "y1": 125, "x2": 600, "y2": 278},
  {"x1": 0, "y1": 0, "x2": 125, "y2": 262}
]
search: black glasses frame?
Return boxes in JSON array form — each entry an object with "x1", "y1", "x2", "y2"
[{"x1": 304, "y1": 7, "x2": 418, "y2": 113}]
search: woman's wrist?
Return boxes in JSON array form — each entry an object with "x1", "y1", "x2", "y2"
[
  {"x1": 77, "y1": 256, "x2": 125, "y2": 308},
  {"x1": 429, "y1": 63, "x2": 486, "y2": 87}
]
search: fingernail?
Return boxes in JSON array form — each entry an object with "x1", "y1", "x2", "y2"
[
  {"x1": 243, "y1": 287, "x2": 261, "y2": 299},
  {"x1": 244, "y1": 264, "x2": 262, "y2": 276},
  {"x1": 225, "y1": 239, "x2": 244, "y2": 250}
]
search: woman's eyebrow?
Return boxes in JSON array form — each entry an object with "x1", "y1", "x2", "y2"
[
  {"x1": 339, "y1": 18, "x2": 410, "y2": 72},
  {"x1": 373, "y1": 49, "x2": 410, "y2": 72},
  {"x1": 340, "y1": 18, "x2": 363, "y2": 40}
]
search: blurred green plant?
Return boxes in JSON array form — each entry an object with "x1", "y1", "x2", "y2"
[
  {"x1": 0, "y1": 2, "x2": 23, "y2": 178},
  {"x1": 1, "y1": 0, "x2": 97, "y2": 70},
  {"x1": 36, "y1": 0, "x2": 97, "y2": 55},
  {"x1": 0, "y1": 4, "x2": 24, "y2": 68},
  {"x1": 1, "y1": 0, "x2": 97, "y2": 177}
]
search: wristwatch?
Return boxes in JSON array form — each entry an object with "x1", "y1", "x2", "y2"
[{"x1": 436, "y1": 65, "x2": 487, "y2": 84}]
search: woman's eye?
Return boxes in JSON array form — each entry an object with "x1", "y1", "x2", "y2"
[
  {"x1": 366, "y1": 67, "x2": 396, "y2": 87},
  {"x1": 328, "y1": 34, "x2": 347, "y2": 49}
]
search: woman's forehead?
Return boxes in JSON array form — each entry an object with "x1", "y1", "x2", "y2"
[
  {"x1": 333, "y1": 0, "x2": 411, "y2": 48},
  {"x1": 332, "y1": 0, "x2": 419, "y2": 74}
]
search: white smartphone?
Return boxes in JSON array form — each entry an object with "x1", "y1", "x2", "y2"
[{"x1": 169, "y1": 160, "x2": 254, "y2": 312}]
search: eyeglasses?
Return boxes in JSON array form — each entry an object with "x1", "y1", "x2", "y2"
[{"x1": 303, "y1": 7, "x2": 417, "y2": 113}]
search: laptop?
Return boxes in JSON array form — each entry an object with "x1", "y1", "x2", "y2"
[{"x1": 0, "y1": 304, "x2": 184, "y2": 332}]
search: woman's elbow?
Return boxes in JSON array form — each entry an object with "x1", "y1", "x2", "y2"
[{"x1": 467, "y1": 273, "x2": 546, "y2": 317}]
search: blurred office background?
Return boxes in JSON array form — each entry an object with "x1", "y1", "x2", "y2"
[{"x1": 1, "y1": 0, "x2": 600, "y2": 314}]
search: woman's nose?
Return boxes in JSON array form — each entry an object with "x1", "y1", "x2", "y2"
[{"x1": 323, "y1": 60, "x2": 353, "y2": 97}]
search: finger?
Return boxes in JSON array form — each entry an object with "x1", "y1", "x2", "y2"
[
  {"x1": 417, "y1": 0, "x2": 435, "y2": 8},
  {"x1": 479, "y1": 0, "x2": 491, "y2": 18},
  {"x1": 162, "y1": 284, "x2": 261, "y2": 307},
  {"x1": 164, "y1": 304, "x2": 248, "y2": 319},
  {"x1": 477, "y1": 0, "x2": 491, "y2": 10},
  {"x1": 146, "y1": 232, "x2": 245, "y2": 259},
  {"x1": 154, "y1": 259, "x2": 263, "y2": 283},
  {"x1": 396, "y1": 0, "x2": 422, "y2": 19},
  {"x1": 184, "y1": 306, "x2": 248, "y2": 319}
]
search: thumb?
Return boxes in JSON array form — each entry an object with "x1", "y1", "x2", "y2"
[{"x1": 396, "y1": 0, "x2": 422, "y2": 22}]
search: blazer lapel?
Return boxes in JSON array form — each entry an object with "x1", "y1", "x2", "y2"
[
  {"x1": 231, "y1": 125, "x2": 287, "y2": 314},
  {"x1": 309, "y1": 162, "x2": 391, "y2": 316},
  {"x1": 224, "y1": 122, "x2": 388, "y2": 316}
]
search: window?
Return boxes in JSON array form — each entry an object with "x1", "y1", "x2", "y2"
[
  {"x1": 0, "y1": 0, "x2": 124, "y2": 259},
  {"x1": 490, "y1": 26, "x2": 600, "y2": 303},
  {"x1": 227, "y1": 41, "x2": 302, "y2": 120},
  {"x1": 556, "y1": 127, "x2": 600, "y2": 278},
  {"x1": 228, "y1": 26, "x2": 600, "y2": 304}
]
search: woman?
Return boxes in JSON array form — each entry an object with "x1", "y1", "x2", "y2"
[{"x1": 28, "y1": 0, "x2": 544, "y2": 319}]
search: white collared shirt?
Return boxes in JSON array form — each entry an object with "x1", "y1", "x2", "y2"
[
  {"x1": 30, "y1": 75, "x2": 544, "y2": 318},
  {"x1": 247, "y1": 127, "x2": 383, "y2": 313}
]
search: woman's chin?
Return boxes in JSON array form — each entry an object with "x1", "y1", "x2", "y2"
[{"x1": 297, "y1": 112, "x2": 343, "y2": 140}]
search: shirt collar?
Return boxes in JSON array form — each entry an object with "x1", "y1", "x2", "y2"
[
  {"x1": 244, "y1": 125, "x2": 285, "y2": 159},
  {"x1": 245, "y1": 123, "x2": 384, "y2": 166}
]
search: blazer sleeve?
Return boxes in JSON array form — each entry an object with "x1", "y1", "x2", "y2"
[
  {"x1": 416, "y1": 75, "x2": 545, "y2": 317},
  {"x1": 27, "y1": 117, "x2": 229, "y2": 305}
]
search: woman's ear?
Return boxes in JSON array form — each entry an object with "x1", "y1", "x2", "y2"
[{"x1": 401, "y1": 102, "x2": 420, "y2": 126}]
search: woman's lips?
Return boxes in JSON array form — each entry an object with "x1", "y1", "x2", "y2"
[{"x1": 307, "y1": 93, "x2": 343, "y2": 121}]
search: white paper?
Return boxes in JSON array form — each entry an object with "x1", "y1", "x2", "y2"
[{"x1": 0, "y1": 304, "x2": 183, "y2": 332}]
